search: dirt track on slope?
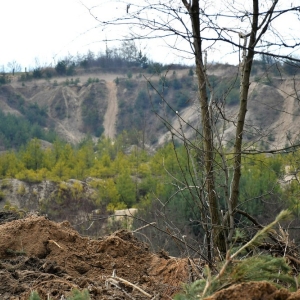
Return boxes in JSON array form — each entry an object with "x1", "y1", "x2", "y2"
[{"x1": 103, "y1": 81, "x2": 118, "y2": 139}]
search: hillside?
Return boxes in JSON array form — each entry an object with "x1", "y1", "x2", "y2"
[
  {"x1": 0, "y1": 64, "x2": 300, "y2": 150},
  {"x1": 1, "y1": 64, "x2": 300, "y2": 300}
]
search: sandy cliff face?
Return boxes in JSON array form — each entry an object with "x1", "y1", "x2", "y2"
[
  {"x1": 0, "y1": 178, "x2": 98, "y2": 224},
  {"x1": 1, "y1": 68, "x2": 300, "y2": 149},
  {"x1": 1, "y1": 74, "x2": 110, "y2": 144}
]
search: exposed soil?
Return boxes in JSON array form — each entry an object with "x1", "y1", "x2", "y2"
[
  {"x1": 1, "y1": 213, "x2": 300, "y2": 300},
  {"x1": 269, "y1": 79, "x2": 300, "y2": 148},
  {"x1": 4, "y1": 67, "x2": 300, "y2": 148},
  {"x1": 0, "y1": 212, "x2": 193, "y2": 299},
  {"x1": 103, "y1": 81, "x2": 118, "y2": 139}
]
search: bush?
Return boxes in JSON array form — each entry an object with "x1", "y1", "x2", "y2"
[
  {"x1": 28, "y1": 289, "x2": 90, "y2": 300},
  {"x1": 86, "y1": 78, "x2": 100, "y2": 85},
  {"x1": 0, "y1": 75, "x2": 11, "y2": 85},
  {"x1": 43, "y1": 67, "x2": 56, "y2": 79},
  {"x1": 29, "y1": 291, "x2": 40, "y2": 300},
  {"x1": 55, "y1": 60, "x2": 67, "y2": 75},
  {"x1": 80, "y1": 59, "x2": 89, "y2": 69},
  {"x1": 66, "y1": 63, "x2": 76, "y2": 76},
  {"x1": 135, "y1": 90, "x2": 149, "y2": 110},
  {"x1": 147, "y1": 62, "x2": 163, "y2": 75},
  {"x1": 176, "y1": 91, "x2": 189, "y2": 108},
  {"x1": 125, "y1": 79, "x2": 135, "y2": 90},
  {"x1": 32, "y1": 68, "x2": 43, "y2": 79},
  {"x1": 0, "y1": 190, "x2": 5, "y2": 200},
  {"x1": 1, "y1": 179, "x2": 12, "y2": 190},
  {"x1": 181, "y1": 74, "x2": 194, "y2": 87},
  {"x1": 226, "y1": 87, "x2": 240, "y2": 105},
  {"x1": 17, "y1": 183, "x2": 26, "y2": 195},
  {"x1": 283, "y1": 60, "x2": 300, "y2": 76},
  {"x1": 67, "y1": 289, "x2": 90, "y2": 300},
  {"x1": 172, "y1": 77, "x2": 182, "y2": 90},
  {"x1": 174, "y1": 211, "x2": 295, "y2": 299}
]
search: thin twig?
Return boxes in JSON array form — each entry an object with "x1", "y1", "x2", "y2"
[
  {"x1": 106, "y1": 278, "x2": 136, "y2": 300},
  {"x1": 85, "y1": 221, "x2": 94, "y2": 230},
  {"x1": 133, "y1": 222, "x2": 156, "y2": 232},
  {"x1": 48, "y1": 240, "x2": 63, "y2": 249},
  {"x1": 110, "y1": 275, "x2": 153, "y2": 298}
]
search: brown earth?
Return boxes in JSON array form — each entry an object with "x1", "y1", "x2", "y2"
[
  {"x1": 0, "y1": 212, "x2": 194, "y2": 300},
  {"x1": 1, "y1": 213, "x2": 300, "y2": 300}
]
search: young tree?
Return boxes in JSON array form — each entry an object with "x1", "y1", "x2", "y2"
[
  {"x1": 55, "y1": 60, "x2": 67, "y2": 75},
  {"x1": 119, "y1": 40, "x2": 140, "y2": 63},
  {"x1": 90, "y1": 0, "x2": 300, "y2": 258},
  {"x1": 7, "y1": 60, "x2": 21, "y2": 74}
]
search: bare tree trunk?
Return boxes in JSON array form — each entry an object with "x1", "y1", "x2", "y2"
[
  {"x1": 228, "y1": 0, "x2": 259, "y2": 244},
  {"x1": 183, "y1": 0, "x2": 226, "y2": 255},
  {"x1": 231, "y1": 0, "x2": 259, "y2": 211}
]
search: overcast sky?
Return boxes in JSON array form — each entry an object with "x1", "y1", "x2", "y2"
[
  {"x1": 0, "y1": 0, "x2": 182, "y2": 71},
  {"x1": 0, "y1": 0, "x2": 121, "y2": 70},
  {"x1": 1, "y1": 1, "x2": 299, "y2": 71}
]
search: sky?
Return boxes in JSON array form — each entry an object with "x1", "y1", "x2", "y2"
[
  {"x1": 0, "y1": 0, "x2": 123, "y2": 70},
  {"x1": 0, "y1": 0, "x2": 183, "y2": 71},
  {"x1": 1, "y1": 1, "x2": 299, "y2": 72}
]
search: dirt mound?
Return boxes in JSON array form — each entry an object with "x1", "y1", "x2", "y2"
[
  {"x1": 0, "y1": 214, "x2": 191, "y2": 299},
  {"x1": 2, "y1": 214, "x2": 300, "y2": 300}
]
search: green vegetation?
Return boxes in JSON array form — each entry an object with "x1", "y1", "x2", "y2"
[
  {"x1": 0, "y1": 133, "x2": 297, "y2": 256},
  {"x1": 0, "y1": 109, "x2": 56, "y2": 149},
  {"x1": 207, "y1": 75, "x2": 240, "y2": 106},
  {"x1": 0, "y1": 190, "x2": 5, "y2": 200},
  {"x1": 28, "y1": 289, "x2": 90, "y2": 300},
  {"x1": 85, "y1": 77, "x2": 99, "y2": 85},
  {"x1": 5, "y1": 248, "x2": 26, "y2": 256},
  {"x1": 116, "y1": 72, "x2": 197, "y2": 145},
  {"x1": 5, "y1": 41, "x2": 191, "y2": 84},
  {"x1": 0, "y1": 74, "x2": 11, "y2": 85},
  {"x1": 55, "y1": 60, "x2": 76, "y2": 76},
  {"x1": 67, "y1": 289, "x2": 90, "y2": 300},
  {"x1": 81, "y1": 82, "x2": 107, "y2": 137},
  {"x1": 0, "y1": 86, "x2": 57, "y2": 149},
  {"x1": 63, "y1": 78, "x2": 80, "y2": 86},
  {"x1": 175, "y1": 211, "x2": 295, "y2": 299},
  {"x1": 28, "y1": 291, "x2": 41, "y2": 300}
]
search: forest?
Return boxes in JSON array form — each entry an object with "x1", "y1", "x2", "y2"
[{"x1": 1, "y1": 134, "x2": 299, "y2": 255}]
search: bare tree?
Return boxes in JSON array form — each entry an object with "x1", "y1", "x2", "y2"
[
  {"x1": 87, "y1": 0, "x2": 300, "y2": 258},
  {"x1": 7, "y1": 60, "x2": 22, "y2": 74},
  {"x1": 119, "y1": 39, "x2": 139, "y2": 62}
]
